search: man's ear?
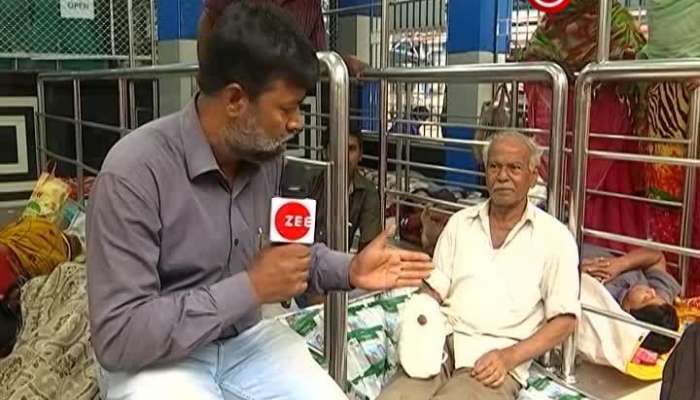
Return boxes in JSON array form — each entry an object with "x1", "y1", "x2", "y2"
[
  {"x1": 222, "y1": 83, "x2": 249, "y2": 119},
  {"x1": 529, "y1": 169, "x2": 538, "y2": 188}
]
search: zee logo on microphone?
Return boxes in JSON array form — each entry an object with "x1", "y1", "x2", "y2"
[
  {"x1": 269, "y1": 197, "x2": 317, "y2": 244},
  {"x1": 529, "y1": 0, "x2": 570, "y2": 13}
]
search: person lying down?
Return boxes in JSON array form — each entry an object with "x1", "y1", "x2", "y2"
[{"x1": 581, "y1": 244, "x2": 680, "y2": 355}]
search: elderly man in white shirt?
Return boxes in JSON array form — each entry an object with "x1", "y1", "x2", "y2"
[{"x1": 379, "y1": 131, "x2": 580, "y2": 400}]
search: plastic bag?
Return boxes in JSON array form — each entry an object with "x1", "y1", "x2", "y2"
[
  {"x1": 22, "y1": 172, "x2": 70, "y2": 224},
  {"x1": 280, "y1": 289, "x2": 416, "y2": 400},
  {"x1": 475, "y1": 84, "x2": 512, "y2": 165}
]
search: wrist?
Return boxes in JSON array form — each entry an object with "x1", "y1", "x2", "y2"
[
  {"x1": 246, "y1": 270, "x2": 264, "y2": 304},
  {"x1": 500, "y1": 346, "x2": 519, "y2": 370},
  {"x1": 348, "y1": 256, "x2": 358, "y2": 289},
  {"x1": 613, "y1": 258, "x2": 630, "y2": 275}
]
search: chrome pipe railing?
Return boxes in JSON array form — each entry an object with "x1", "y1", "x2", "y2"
[
  {"x1": 679, "y1": 88, "x2": 700, "y2": 295},
  {"x1": 37, "y1": 112, "x2": 130, "y2": 135},
  {"x1": 365, "y1": 62, "x2": 569, "y2": 221},
  {"x1": 597, "y1": 0, "x2": 612, "y2": 63},
  {"x1": 379, "y1": 0, "x2": 391, "y2": 227},
  {"x1": 317, "y1": 52, "x2": 351, "y2": 387},
  {"x1": 570, "y1": 58, "x2": 700, "y2": 258},
  {"x1": 34, "y1": 57, "x2": 605, "y2": 390},
  {"x1": 582, "y1": 304, "x2": 682, "y2": 340},
  {"x1": 38, "y1": 63, "x2": 199, "y2": 81},
  {"x1": 584, "y1": 228, "x2": 700, "y2": 260},
  {"x1": 585, "y1": 188, "x2": 683, "y2": 208},
  {"x1": 73, "y1": 80, "x2": 84, "y2": 203},
  {"x1": 569, "y1": 58, "x2": 700, "y2": 382},
  {"x1": 386, "y1": 189, "x2": 468, "y2": 210}
]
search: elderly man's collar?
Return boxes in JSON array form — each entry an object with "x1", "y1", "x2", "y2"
[{"x1": 464, "y1": 200, "x2": 537, "y2": 224}]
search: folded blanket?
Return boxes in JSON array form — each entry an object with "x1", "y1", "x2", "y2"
[{"x1": 0, "y1": 262, "x2": 98, "y2": 400}]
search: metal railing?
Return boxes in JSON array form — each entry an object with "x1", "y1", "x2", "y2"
[
  {"x1": 363, "y1": 62, "x2": 569, "y2": 221},
  {"x1": 322, "y1": 0, "x2": 448, "y2": 142},
  {"x1": 568, "y1": 58, "x2": 700, "y2": 382},
  {"x1": 509, "y1": 0, "x2": 698, "y2": 385}
]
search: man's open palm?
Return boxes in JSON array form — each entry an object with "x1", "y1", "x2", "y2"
[{"x1": 349, "y1": 225, "x2": 433, "y2": 290}]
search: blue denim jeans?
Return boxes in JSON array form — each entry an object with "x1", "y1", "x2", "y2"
[{"x1": 99, "y1": 319, "x2": 347, "y2": 400}]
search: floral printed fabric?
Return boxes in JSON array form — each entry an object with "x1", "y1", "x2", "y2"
[
  {"x1": 521, "y1": 0, "x2": 646, "y2": 78},
  {"x1": 640, "y1": 81, "x2": 700, "y2": 296},
  {"x1": 521, "y1": 0, "x2": 648, "y2": 253},
  {"x1": 0, "y1": 263, "x2": 98, "y2": 400}
]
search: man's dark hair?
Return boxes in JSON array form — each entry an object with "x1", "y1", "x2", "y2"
[
  {"x1": 321, "y1": 120, "x2": 363, "y2": 150},
  {"x1": 199, "y1": 1, "x2": 319, "y2": 97},
  {"x1": 631, "y1": 304, "x2": 680, "y2": 354},
  {"x1": 349, "y1": 120, "x2": 363, "y2": 148},
  {"x1": 411, "y1": 105, "x2": 430, "y2": 121}
]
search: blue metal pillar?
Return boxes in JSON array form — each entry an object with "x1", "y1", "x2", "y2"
[{"x1": 444, "y1": 0, "x2": 511, "y2": 185}]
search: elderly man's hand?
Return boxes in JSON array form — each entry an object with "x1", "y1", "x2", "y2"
[{"x1": 472, "y1": 349, "x2": 517, "y2": 388}]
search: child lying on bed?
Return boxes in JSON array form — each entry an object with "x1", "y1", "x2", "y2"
[{"x1": 581, "y1": 244, "x2": 680, "y2": 355}]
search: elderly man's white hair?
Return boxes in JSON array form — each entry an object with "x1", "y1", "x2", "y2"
[{"x1": 481, "y1": 131, "x2": 543, "y2": 171}]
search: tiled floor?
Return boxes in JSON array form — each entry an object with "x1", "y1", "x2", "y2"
[{"x1": 573, "y1": 361, "x2": 661, "y2": 400}]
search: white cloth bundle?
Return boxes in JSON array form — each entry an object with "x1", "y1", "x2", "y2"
[{"x1": 398, "y1": 293, "x2": 449, "y2": 378}]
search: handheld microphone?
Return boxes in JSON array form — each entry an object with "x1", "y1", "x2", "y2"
[
  {"x1": 269, "y1": 197, "x2": 317, "y2": 245},
  {"x1": 269, "y1": 197, "x2": 317, "y2": 308}
]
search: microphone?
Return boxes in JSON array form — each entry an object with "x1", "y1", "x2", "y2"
[
  {"x1": 269, "y1": 197, "x2": 317, "y2": 245},
  {"x1": 268, "y1": 197, "x2": 317, "y2": 308}
]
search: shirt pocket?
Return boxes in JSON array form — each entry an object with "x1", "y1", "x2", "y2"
[{"x1": 231, "y1": 226, "x2": 268, "y2": 273}]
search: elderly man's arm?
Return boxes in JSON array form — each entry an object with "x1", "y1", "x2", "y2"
[
  {"x1": 472, "y1": 315, "x2": 576, "y2": 387},
  {"x1": 422, "y1": 216, "x2": 458, "y2": 304},
  {"x1": 422, "y1": 282, "x2": 443, "y2": 304}
]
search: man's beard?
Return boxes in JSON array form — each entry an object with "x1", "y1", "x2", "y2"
[{"x1": 221, "y1": 113, "x2": 292, "y2": 164}]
